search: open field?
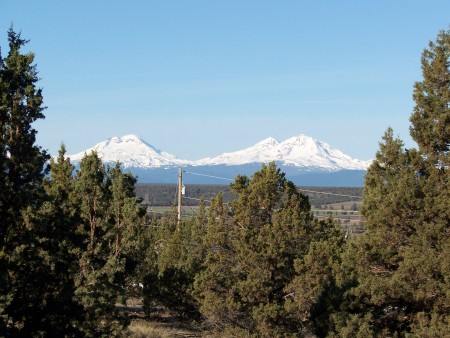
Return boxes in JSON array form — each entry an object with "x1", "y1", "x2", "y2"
[
  {"x1": 117, "y1": 300, "x2": 204, "y2": 338},
  {"x1": 128, "y1": 319, "x2": 203, "y2": 338},
  {"x1": 147, "y1": 205, "x2": 366, "y2": 238},
  {"x1": 148, "y1": 202, "x2": 364, "y2": 219},
  {"x1": 136, "y1": 184, "x2": 363, "y2": 208}
]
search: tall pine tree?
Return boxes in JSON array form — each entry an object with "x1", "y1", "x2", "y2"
[
  {"x1": 36, "y1": 144, "x2": 83, "y2": 335},
  {"x1": 0, "y1": 28, "x2": 52, "y2": 336},
  {"x1": 74, "y1": 153, "x2": 146, "y2": 336},
  {"x1": 407, "y1": 28, "x2": 450, "y2": 336},
  {"x1": 334, "y1": 29, "x2": 450, "y2": 337},
  {"x1": 74, "y1": 152, "x2": 124, "y2": 336}
]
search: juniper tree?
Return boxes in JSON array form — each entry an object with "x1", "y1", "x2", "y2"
[
  {"x1": 71, "y1": 154, "x2": 148, "y2": 336},
  {"x1": 108, "y1": 162, "x2": 147, "y2": 304},
  {"x1": 0, "y1": 27, "x2": 49, "y2": 245},
  {"x1": 406, "y1": 28, "x2": 450, "y2": 336},
  {"x1": 334, "y1": 29, "x2": 450, "y2": 337},
  {"x1": 284, "y1": 216, "x2": 346, "y2": 337},
  {"x1": 194, "y1": 163, "x2": 314, "y2": 336},
  {"x1": 35, "y1": 144, "x2": 83, "y2": 335},
  {"x1": 193, "y1": 193, "x2": 237, "y2": 331},
  {"x1": 143, "y1": 199, "x2": 207, "y2": 319},
  {"x1": 332, "y1": 130, "x2": 422, "y2": 336},
  {"x1": 0, "y1": 28, "x2": 51, "y2": 335}
]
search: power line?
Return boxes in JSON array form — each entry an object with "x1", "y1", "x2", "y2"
[
  {"x1": 183, "y1": 196, "x2": 210, "y2": 203},
  {"x1": 183, "y1": 169, "x2": 362, "y2": 199},
  {"x1": 183, "y1": 170, "x2": 234, "y2": 182},
  {"x1": 298, "y1": 189, "x2": 362, "y2": 199},
  {"x1": 147, "y1": 210, "x2": 171, "y2": 215},
  {"x1": 183, "y1": 196, "x2": 229, "y2": 205},
  {"x1": 183, "y1": 196, "x2": 198, "y2": 216}
]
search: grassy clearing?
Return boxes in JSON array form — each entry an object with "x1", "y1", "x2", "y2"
[
  {"x1": 313, "y1": 200, "x2": 362, "y2": 211},
  {"x1": 127, "y1": 318, "x2": 204, "y2": 338},
  {"x1": 148, "y1": 204, "x2": 365, "y2": 227},
  {"x1": 119, "y1": 300, "x2": 205, "y2": 337},
  {"x1": 148, "y1": 206, "x2": 200, "y2": 218}
]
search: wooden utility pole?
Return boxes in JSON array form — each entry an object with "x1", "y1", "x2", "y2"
[{"x1": 177, "y1": 168, "x2": 182, "y2": 225}]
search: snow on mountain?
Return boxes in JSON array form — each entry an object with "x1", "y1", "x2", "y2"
[
  {"x1": 68, "y1": 135, "x2": 190, "y2": 168},
  {"x1": 194, "y1": 137, "x2": 281, "y2": 166},
  {"x1": 194, "y1": 134, "x2": 371, "y2": 171},
  {"x1": 68, "y1": 134, "x2": 370, "y2": 172}
]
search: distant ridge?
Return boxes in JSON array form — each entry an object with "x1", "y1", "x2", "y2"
[
  {"x1": 69, "y1": 134, "x2": 370, "y2": 171},
  {"x1": 194, "y1": 134, "x2": 370, "y2": 171},
  {"x1": 67, "y1": 134, "x2": 371, "y2": 186}
]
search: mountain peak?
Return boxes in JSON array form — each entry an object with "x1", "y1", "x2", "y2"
[
  {"x1": 195, "y1": 135, "x2": 371, "y2": 170},
  {"x1": 68, "y1": 133, "x2": 371, "y2": 172},
  {"x1": 69, "y1": 135, "x2": 189, "y2": 168},
  {"x1": 113, "y1": 134, "x2": 141, "y2": 142},
  {"x1": 256, "y1": 137, "x2": 279, "y2": 146}
]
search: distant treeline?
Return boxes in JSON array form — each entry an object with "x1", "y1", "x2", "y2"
[{"x1": 135, "y1": 184, "x2": 363, "y2": 207}]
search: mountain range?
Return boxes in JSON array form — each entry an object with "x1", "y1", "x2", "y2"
[{"x1": 68, "y1": 134, "x2": 371, "y2": 186}]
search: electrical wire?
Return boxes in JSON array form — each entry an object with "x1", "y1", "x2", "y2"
[
  {"x1": 183, "y1": 196, "x2": 210, "y2": 203},
  {"x1": 147, "y1": 210, "x2": 170, "y2": 215},
  {"x1": 183, "y1": 196, "x2": 229, "y2": 205},
  {"x1": 183, "y1": 169, "x2": 362, "y2": 199},
  {"x1": 183, "y1": 197, "x2": 198, "y2": 216},
  {"x1": 183, "y1": 170, "x2": 234, "y2": 181},
  {"x1": 298, "y1": 189, "x2": 362, "y2": 199}
]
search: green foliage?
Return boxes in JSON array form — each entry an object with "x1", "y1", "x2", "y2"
[
  {"x1": 193, "y1": 162, "x2": 338, "y2": 336},
  {"x1": 334, "y1": 29, "x2": 450, "y2": 337},
  {"x1": 0, "y1": 27, "x2": 55, "y2": 336},
  {"x1": 142, "y1": 201, "x2": 207, "y2": 319},
  {"x1": 410, "y1": 30, "x2": 450, "y2": 161},
  {"x1": 284, "y1": 217, "x2": 346, "y2": 337},
  {"x1": 192, "y1": 193, "x2": 236, "y2": 329},
  {"x1": 73, "y1": 153, "x2": 146, "y2": 336}
]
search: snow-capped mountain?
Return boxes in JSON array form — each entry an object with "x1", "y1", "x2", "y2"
[
  {"x1": 68, "y1": 134, "x2": 190, "y2": 168},
  {"x1": 67, "y1": 134, "x2": 371, "y2": 186},
  {"x1": 195, "y1": 135, "x2": 370, "y2": 171}
]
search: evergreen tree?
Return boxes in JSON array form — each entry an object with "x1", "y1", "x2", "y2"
[
  {"x1": 72, "y1": 153, "x2": 147, "y2": 336},
  {"x1": 73, "y1": 153, "x2": 120, "y2": 336},
  {"x1": 143, "y1": 200, "x2": 207, "y2": 319},
  {"x1": 334, "y1": 29, "x2": 450, "y2": 336},
  {"x1": 35, "y1": 144, "x2": 83, "y2": 335},
  {"x1": 142, "y1": 214, "x2": 176, "y2": 316},
  {"x1": 284, "y1": 217, "x2": 346, "y2": 337},
  {"x1": 410, "y1": 30, "x2": 450, "y2": 164},
  {"x1": 194, "y1": 163, "x2": 314, "y2": 336},
  {"x1": 407, "y1": 28, "x2": 450, "y2": 336},
  {"x1": 0, "y1": 27, "x2": 48, "y2": 244},
  {"x1": 0, "y1": 28, "x2": 149, "y2": 336},
  {"x1": 108, "y1": 162, "x2": 147, "y2": 305},
  {"x1": 108, "y1": 162, "x2": 146, "y2": 259},
  {"x1": 333, "y1": 130, "x2": 422, "y2": 336},
  {"x1": 193, "y1": 193, "x2": 237, "y2": 331},
  {"x1": 0, "y1": 28, "x2": 52, "y2": 335}
]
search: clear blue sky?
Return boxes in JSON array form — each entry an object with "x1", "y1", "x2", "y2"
[{"x1": 1, "y1": 1, "x2": 449, "y2": 160}]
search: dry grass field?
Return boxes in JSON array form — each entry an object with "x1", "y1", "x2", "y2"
[{"x1": 128, "y1": 319, "x2": 203, "y2": 338}]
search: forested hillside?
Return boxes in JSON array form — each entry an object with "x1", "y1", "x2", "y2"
[{"x1": 1, "y1": 27, "x2": 448, "y2": 337}]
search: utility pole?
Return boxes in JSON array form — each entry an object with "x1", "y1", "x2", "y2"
[{"x1": 177, "y1": 168, "x2": 182, "y2": 225}]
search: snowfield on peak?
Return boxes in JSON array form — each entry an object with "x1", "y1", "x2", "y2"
[
  {"x1": 68, "y1": 134, "x2": 371, "y2": 172},
  {"x1": 68, "y1": 135, "x2": 190, "y2": 168},
  {"x1": 194, "y1": 134, "x2": 371, "y2": 170}
]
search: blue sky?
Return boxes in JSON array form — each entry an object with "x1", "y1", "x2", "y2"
[{"x1": 1, "y1": 1, "x2": 449, "y2": 160}]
